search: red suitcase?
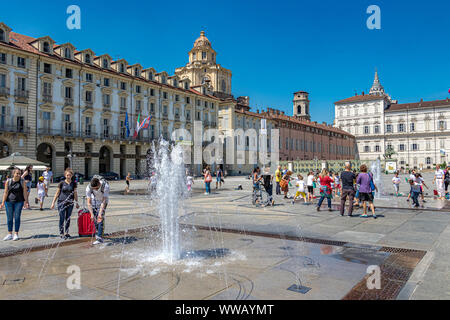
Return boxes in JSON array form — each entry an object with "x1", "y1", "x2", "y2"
[{"x1": 78, "y1": 209, "x2": 96, "y2": 237}]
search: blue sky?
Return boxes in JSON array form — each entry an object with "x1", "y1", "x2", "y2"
[{"x1": 2, "y1": 0, "x2": 450, "y2": 124}]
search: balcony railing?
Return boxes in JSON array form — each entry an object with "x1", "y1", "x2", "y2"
[
  {"x1": 0, "y1": 125, "x2": 30, "y2": 134},
  {"x1": 43, "y1": 93, "x2": 52, "y2": 103},
  {"x1": 162, "y1": 113, "x2": 168, "y2": 120},
  {"x1": 0, "y1": 87, "x2": 10, "y2": 97},
  {"x1": 175, "y1": 114, "x2": 180, "y2": 121},
  {"x1": 14, "y1": 89, "x2": 29, "y2": 100},
  {"x1": 119, "y1": 107, "x2": 127, "y2": 114},
  {"x1": 85, "y1": 101, "x2": 93, "y2": 109},
  {"x1": 64, "y1": 97, "x2": 74, "y2": 106}
]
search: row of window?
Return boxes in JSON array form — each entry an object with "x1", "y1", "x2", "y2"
[
  {"x1": 283, "y1": 137, "x2": 352, "y2": 155},
  {"x1": 338, "y1": 105, "x2": 380, "y2": 117},
  {"x1": 363, "y1": 142, "x2": 446, "y2": 153}
]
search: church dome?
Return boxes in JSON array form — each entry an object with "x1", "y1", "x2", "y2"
[{"x1": 193, "y1": 31, "x2": 211, "y2": 48}]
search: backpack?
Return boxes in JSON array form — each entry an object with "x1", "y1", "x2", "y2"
[
  {"x1": 6, "y1": 178, "x2": 25, "y2": 197},
  {"x1": 7, "y1": 178, "x2": 24, "y2": 189}
]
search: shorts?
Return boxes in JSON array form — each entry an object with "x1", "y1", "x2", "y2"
[
  {"x1": 295, "y1": 191, "x2": 306, "y2": 198},
  {"x1": 307, "y1": 186, "x2": 314, "y2": 193},
  {"x1": 38, "y1": 192, "x2": 46, "y2": 202},
  {"x1": 359, "y1": 192, "x2": 374, "y2": 202}
]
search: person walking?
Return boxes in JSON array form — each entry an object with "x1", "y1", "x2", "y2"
[
  {"x1": 292, "y1": 174, "x2": 307, "y2": 204},
  {"x1": 444, "y1": 166, "x2": 450, "y2": 198},
  {"x1": 392, "y1": 172, "x2": 401, "y2": 197},
  {"x1": 406, "y1": 170, "x2": 417, "y2": 202},
  {"x1": 21, "y1": 165, "x2": 33, "y2": 209},
  {"x1": 86, "y1": 177, "x2": 110, "y2": 245},
  {"x1": 433, "y1": 164, "x2": 445, "y2": 200},
  {"x1": 415, "y1": 173, "x2": 428, "y2": 203},
  {"x1": 203, "y1": 166, "x2": 212, "y2": 195},
  {"x1": 262, "y1": 167, "x2": 274, "y2": 206},
  {"x1": 37, "y1": 176, "x2": 47, "y2": 211},
  {"x1": 125, "y1": 172, "x2": 132, "y2": 194},
  {"x1": 316, "y1": 169, "x2": 333, "y2": 212},
  {"x1": 333, "y1": 172, "x2": 341, "y2": 198},
  {"x1": 410, "y1": 179, "x2": 421, "y2": 208},
  {"x1": 43, "y1": 167, "x2": 52, "y2": 192},
  {"x1": 186, "y1": 171, "x2": 194, "y2": 193},
  {"x1": 357, "y1": 164, "x2": 378, "y2": 219},
  {"x1": 275, "y1": 165, "x2": 282, "y2": 195},
  {"x1": 51, "y1": 169, "x2": 79, "y2": 239},
  {"x1": 1, "y1": 168, "x2": 29, "y2": 241},
  {"x1": 215, "y1": 166, "x2": 224, "y2": 190},
  {"x1": 280, "y1": 170, "x2": 292, "y2": 199},
  {"x1": 340, "y1": 162, "x2": 356, "y2": 217},
  {"x1": 306, "y1": 171, "x2": 315, "y2": 202}
]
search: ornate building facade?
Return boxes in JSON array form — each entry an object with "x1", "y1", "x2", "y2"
[
  {"x1": 0, "y1": 23, "x2": 220, "y2": 177},
  {"x1": 334, "y1": 71, "x2": 450, "y2": 169}
]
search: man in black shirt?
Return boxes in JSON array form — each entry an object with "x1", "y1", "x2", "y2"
[{"x1": 340, "y1": 162, "x2": 356, "y2": 216}]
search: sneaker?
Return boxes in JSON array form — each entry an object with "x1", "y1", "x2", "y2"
[
  {"x1": 292, "y1": 200, "x2": 295, "y2": 205},
  {"x1": 360, "y1": 214, "x2": 369, "y2": 218},
  {"x1": 40, "y1": 208, "x2": 43, "y2": 211},
  {"x1": 65, "y1": 234, "x2": 71, "y2": 239},
  {"x1": 406, "y1": 199, "x2": 409, "y2": 202},
  {"x1": 316, "y1": 207, "x2": 320, "y2": 212},
  {"x1": 3, "y1": 234, "x2": 13, "y2": 241},
  {"x1": 423, "y1": 200, "x2": 427, "y2": 203},
  {"x1": 93, "y1": 239, "x2": 103, "y2": 245},
  {"x1": 328, "y1": 208, "x2": 333, "y2": 212},
  {"x1": 13, "y1": 234, "x2": 19, "y2": 241},
  {"x1": 60, "y1": 234, "x2": 65, "y2": 239},
  {"x1": 373, "y1": 215, "x2": 377, "y2": 219}
]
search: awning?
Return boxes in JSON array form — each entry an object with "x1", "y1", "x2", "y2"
[{"x1": 0, "y1": 153, "x2": 49, "y2": 171}]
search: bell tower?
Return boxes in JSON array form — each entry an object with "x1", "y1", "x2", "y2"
[{"x1": 293, "y1": 91, "x2": 310, "y2": 121}]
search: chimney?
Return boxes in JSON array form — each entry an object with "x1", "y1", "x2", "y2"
[
  {"x1": 420, "y1": 98, "x2": 423, "y2": 102},
  {"x1": 362, "y1": 91, "x2": 365, "y2": 96}
]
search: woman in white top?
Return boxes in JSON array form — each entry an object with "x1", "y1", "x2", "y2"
[
  {"x1": 433, "y1": 165, "x2": 445, "y2": 200},
  {"x1": 392, "y1": 173, "x2": 401, "y2": 197},
  {"x1": 306, "y1": 172, "x2": 315, "y2": 202}
]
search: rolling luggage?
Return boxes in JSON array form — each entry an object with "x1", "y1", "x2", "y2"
[{"x1": 78, "y1": 197, "x2": 96, "y2": 237}]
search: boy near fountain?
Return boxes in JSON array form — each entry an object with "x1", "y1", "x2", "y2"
[
  {"x1": 292, "y1": 174, "x2": 307, "y2": 204},
  {"x1": 415, "y1": 173, "x2": 428, "y2": 203},
  {"x1": 409, "y1": 179, "x2": 421, "y2": 208},
  {"x1": 392, "y1": 172, "x2": 401, "y2": 197}
]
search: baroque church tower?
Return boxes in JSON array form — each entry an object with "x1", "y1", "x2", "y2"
[
  {"x1": 293, "y1": 91, "x2": 311, "y2": 121},
  {"x1": 175, "y1": 31, "x2": 232, "y2": 98}
]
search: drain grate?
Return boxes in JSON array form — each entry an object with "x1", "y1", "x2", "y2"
[
  {"x1": 287, "y1": 284, "x2": 311, "y2": 294},
  {"x1": 2, "y1": 278, "x2": 25, "y2": 285}
]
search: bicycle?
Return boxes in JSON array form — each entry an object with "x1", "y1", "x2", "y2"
[{"x1": 252, "y1": 181, "x2": 271, "y2": 207}]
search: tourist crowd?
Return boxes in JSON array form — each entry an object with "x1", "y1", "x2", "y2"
[{"x1": 1, "y1": 166, "x2": 109, "y2": 245}]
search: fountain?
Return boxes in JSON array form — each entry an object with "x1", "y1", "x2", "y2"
[
  {"x1": 370, "y1": 158, "x2": 385, "y2": 199},
  {"x1": 149, "y1": 139, "x2": 187, "y2": 263}
]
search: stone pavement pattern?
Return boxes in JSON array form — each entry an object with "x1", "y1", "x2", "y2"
[{"x1": 0, "y1": 173, "x2": 448, "y2": 299}]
